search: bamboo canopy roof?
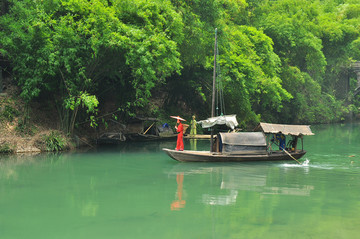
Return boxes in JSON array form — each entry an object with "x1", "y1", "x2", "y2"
[{"x1": 259, "y1": 122, "x2": 314, "y2": 136}]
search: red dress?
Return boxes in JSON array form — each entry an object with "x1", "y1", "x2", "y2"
[{"x1": 176, "y1": 122, "x2": 184, "y2": 151}]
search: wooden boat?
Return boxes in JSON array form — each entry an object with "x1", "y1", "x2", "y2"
[
  {"x1": 96, "y1": 132, "x2": 126, "y2": 144},
  {"x1": 163, "y1": 29, "x2": 314, "y2": 162},
  {"x1": 126, "y1": 132, "x2": 177, "y2": 141},
  {"x1": 163, "y1": 122, "x2": 313, "y2": 162},
  {"x1": 184, "y1": 134, "x2": 211, "y2": 139},
  {"x1": 163, "y1": 148, "x2": 307, "y2": 162},
  {"x1": 125, "y1": 117, "x2": 177, "y2": 142}
]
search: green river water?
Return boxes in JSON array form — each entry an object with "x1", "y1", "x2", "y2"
[{"x1": 1, "y1": 123, "x2": 360, "y2": 239}]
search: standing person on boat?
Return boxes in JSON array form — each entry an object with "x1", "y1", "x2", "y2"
[
  {"x1": 190, "y1": 115, "x2": 197, "y2": 135},
  {"x1": 274, "y1": 133, "x2": 286, "y2": 150},
  {"x1": 173, "y1": 116, "x2": 184, "y2": 151}
]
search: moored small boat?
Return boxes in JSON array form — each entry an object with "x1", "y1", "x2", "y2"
[
  {"x1": 163, "y1": 122, "x2": 313, "y2": 163},
  {"x1": 163, "y1": 148, "x2": 307, "y2": 162},
  {"x1": 124, "y1": 117, "x2": 177, "y2": 142}
]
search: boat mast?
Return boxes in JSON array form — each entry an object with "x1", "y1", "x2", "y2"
[{"x1": 210, "y1": 28, "x2": 217, "y2": 152}]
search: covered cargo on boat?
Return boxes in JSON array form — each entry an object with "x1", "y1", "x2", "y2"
[
  {"x1": 217, "y1": 132, "x2": 267, "y2": 155},
  {"x1": 198, "y1": 115, "x2": 238, "y2": 130}
]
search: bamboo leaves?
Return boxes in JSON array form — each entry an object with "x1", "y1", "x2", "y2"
[{"x1": 1, "y1": 0, "x2": 183, "y2": 133}]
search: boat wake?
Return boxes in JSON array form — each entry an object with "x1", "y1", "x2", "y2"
[
  {"x1": 282, "y1": 158, "x2": 310, "y2": 168},
  {"x1": 281, "y1": 158, "x2": 343, "y2": 170}
]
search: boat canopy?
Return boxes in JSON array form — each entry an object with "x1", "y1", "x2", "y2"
[
  {"x1": 198, "y1": 115, "x2": 238, "y2": 130},
  {"x1": 259, "y1": 122, "x2": 314, "y2": 136},
  {"x1": 218, "y1": 132, "x2": 267, "y2": 155}
]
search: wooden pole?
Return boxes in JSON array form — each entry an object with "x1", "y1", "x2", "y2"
[
  {"x1": 210, "y1": 28, "x2": 217, "y2": 152},
  {"x1": 143, "y1": 122, "x2": 155, "y2": 135},
  {"x1": 294, "y1": 136, "x2": 298, "y2": 151},
  {"x1": 301, "y1": 136, "x2": 304, "y2": 151},
  {"x1": 283, "y1": 149, "x2": 302, "y2": 165}
]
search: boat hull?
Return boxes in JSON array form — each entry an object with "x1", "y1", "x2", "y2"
[
  {"x1": 162, "y1": 148, "x2": 306, "y2": 162},
  {"x1": 126, "y1": 133, "x2": 177, "y2": 142}
]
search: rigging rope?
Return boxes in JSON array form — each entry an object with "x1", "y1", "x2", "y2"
[{"x1": 216, "y1": 43, "x2": 226, "y2": 116}]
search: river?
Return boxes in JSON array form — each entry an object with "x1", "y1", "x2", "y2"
[{"x1": 0, "y1": 123, "x2": 359, "y2": 239}]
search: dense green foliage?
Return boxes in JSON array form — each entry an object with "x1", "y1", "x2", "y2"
[
  {"x1": 0, "y1": 142, "x2": 13, "y2": 154},
  {"x1": 0, "y1": 0, "x2": 183, "y2": 133},
  {"x1": 1, "y1": 0, "x2": 360, "y2": 132},
  {"x1": 42, "y1": 131, "x2": 67, "y2": 152},
  {"x1": 0, "y1": 105, "x2": 19, "y2": 122}
]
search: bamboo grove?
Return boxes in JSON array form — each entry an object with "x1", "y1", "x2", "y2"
[{"x1": 1, "y1": 0, "x2": 360, "y2": 133}]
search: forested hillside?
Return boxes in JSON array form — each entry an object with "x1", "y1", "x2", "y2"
[{"x1": 1, "y1": 0, "x2": 360, "y2": 134}]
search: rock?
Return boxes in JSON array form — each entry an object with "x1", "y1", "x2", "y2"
[{"x1": 16, "y1": 146, "x2": 41, "y2": 154}]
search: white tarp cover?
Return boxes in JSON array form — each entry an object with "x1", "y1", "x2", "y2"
[{"x1": 198, "y1": 115, "x2": 238, "y2": 130}]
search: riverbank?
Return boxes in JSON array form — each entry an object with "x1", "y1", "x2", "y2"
[
  {"x1": 0, "y1": 87, "x2": 75, "y2": 154},
  {"x1": 1, "y1": 83, "x2": 357, "y2": 155}
]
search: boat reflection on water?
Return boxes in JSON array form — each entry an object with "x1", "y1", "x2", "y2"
[
  {"x1": 202, "y1": 189, "x2": 238, "y2": 206},
  {"x1": 170, "y1": 173, "x2": 186, "y2": 211},
  {"x1": 168, "y1": 163, "x2": 314, "y2": 208}
]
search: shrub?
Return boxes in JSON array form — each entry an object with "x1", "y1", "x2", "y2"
[
  {"x1": 0, "y1": 143, "x2": 14, "y2": 154},
  {"x1": 1, "y1": 105, "x2": 19, "y2": 122},
  {"x1": 43, "y1": 131, "x2": 67, "y2": 152}
]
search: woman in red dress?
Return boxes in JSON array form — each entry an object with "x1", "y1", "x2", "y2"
[{"x1": 175, "y1": 119, "x2": 184, "y2": 151}]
